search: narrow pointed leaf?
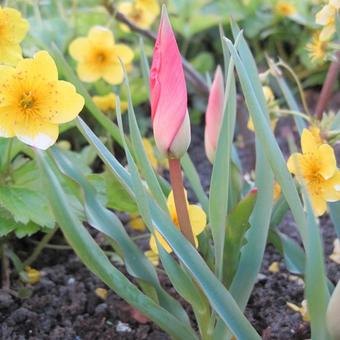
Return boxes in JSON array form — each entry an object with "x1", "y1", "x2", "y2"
[{"x1": 36, "y1": 150, "x2": 197, "y2": 340}]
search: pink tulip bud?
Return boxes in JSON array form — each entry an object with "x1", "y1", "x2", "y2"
[
  {"x1": 150, "y1": 6, "x2": 190, "y2": 159},
  {"x1": 204, "y1": 66, "x2": 224, "y2": 163}
]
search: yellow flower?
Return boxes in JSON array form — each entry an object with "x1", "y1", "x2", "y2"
[
  {"x1": 287, "y1": 129, "x2": 340, "y2": 216},
  {"x1": 69, "y1": 26, "x2": 134, "y2": 85},
  {"x1": 0, "y1": 51, "x2": 84, "y2": 149},
  {"x1": 248, "y1": 86, "x2": 278, "y2": 132},
  {"x1": 128, "y1": 214, "x2": 146, "y2": 231},
  {"x1": 275, "y1": 1, "x2": 297, "y2": 16},
  {"x1": 287, "y1": 300, "x2": 310, "y2": 322},
  {"x1": 149, "y1": 190, "x2": 207, "y2": 254},
  {"x1": 0, "y1": 7, "x2": 29, "y2": 66},
  {"x1": 306, "y1": 32, "x2": 328, "y2": 64},
  {"x1": 315, "y1": 1, "x2": 340, "y2": 41},
  {"x1": 143, "y1": 138, "x2": 159, "y2": 170},
  {"x1": 92, "y1": 93, "x2": 128, "y2": 113},
  {"x1": 142, "y1": 138, "x2": 168, "y2": 171},
  {"x1": 273, "y1": 182, "x2": 282, "y2": 201},
  {"x1": 144, "y1": 250, "x2": 159, "y2": 266},
  {"x1": 118, "y1": 0, "x2": 160, "y2": 30},
  {"x1": 24, "y1": 266, "x2": 41, "y2": 284}
]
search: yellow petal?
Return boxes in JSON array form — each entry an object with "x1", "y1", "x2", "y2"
[
  {"x1": 287, "y1": 153, "x2": 304, "y2": 176},
  {"x1": 0, "y1": 44, "x2": 23, "y2": 65},
  {"x1": 42, "y1": 80, "x2": 84, "y2": 124},
  {"x1": 309, "y1": 126, "x2": 323, "y2": 145},
  {"x1": 114, "y1": 44, "x2": 134, "y2": 64},
  {"x1": 15, "y1": 120, "x2": 59, "y2": 150},
  {"x1": 262, "y1": 86, "x2": 274, "y2": 102},
  {"x1": 128, "y1": 215, "x2": 146, "y2": 231},
  {"x1": 318, "y1": 144, "x2": 337, "y2": 179},
  {"x1": 17, "y1": 51, "x2": 58, "y2": 82},
  {"x1": 118, "y1": 2, "x2": 133, "y2": 15},
  {"x1": 301, "y1": 129, "x2": 318, "y2": 155},
  {"x1": 143, "y1": 138, "x2": 158, "y2": 170},
  {"x1": 144, "y1": 250, "x2": 159, "y2": 266},
  {"x1": 95, "y1": 287, "x2": 108, "y2": 300},
  {"x1": 92, "y1": 93, "x2": 116, "y2": 112},
  {"x1": 77, "y1": 62, "x2": 102, "y2": 83},
  {"x1": 0, "y1": 66, "x2": 16, "y2": 98},
  {"x1": 188, "y1": 205, "x2": 207, "y2": 236},
  {"x1": 308, "y1": 188, "x2": 327, "y2": 216},
  {"x1": 24, "y1": 266, "x2": 41, "y2": 284},
  {"x1": 137, "y1": 0, "x2": 160, "y2": 15},
  {"x1": 320, "y1": 24, "x2": 336, "y2": 41},
  {"x1": 102, "y1": 63, "x2": 124, "y2": 85},
  {"x1": 149, "y1": 231, "x2": 172, "y2": 254},
  {"x1": 88, "y1": 26, "x2": 115, "y2": 46},
  {"x1": 0, "y1": 7, "x2": 29, "y2": 43},
  {"x1": 323, "y1": 171, "x2": 340, "y2": 201},
  {"x1": 69, "y1": 37, "x2": 91, "y2": 61},
  {"x1": 0, "y1": 106, "x2": 16, "y2": 137},
  {"x1": 316, "y1": 5, "x2": 335, "y2": 25},
  {"x1": 268, "y1": 261, "x2": 280, "y2": 273}
]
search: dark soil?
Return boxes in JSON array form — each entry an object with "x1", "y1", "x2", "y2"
[{"x1": 1, "y1": 110, "x2": 339, "y2": 339}]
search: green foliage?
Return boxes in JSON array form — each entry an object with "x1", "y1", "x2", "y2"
[
  {"x1": 88, "y1": 172, "x2": 138, "y2": 213},
  {"x1": 1, "y1": 1, "x2": 339, "y2": 339},
  {"x1": 223, "y1": 190, "x2": 257, "y2": 287}
]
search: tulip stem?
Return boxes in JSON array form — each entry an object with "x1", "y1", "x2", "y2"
[
  {"x1": 168, "y1": 158, "x2": 195, "y2": 246},
  {"x1": 315, "y1": 51, "x2": 340, "y2": 120}
]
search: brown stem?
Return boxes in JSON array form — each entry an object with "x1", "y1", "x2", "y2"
[
  {"x1": 168, "y1": 158, "x2": 195, "y2": 246},
  {"x1": 1, "y1": 243, "x2": 10, "y2": 290},
  {"x1": 315, "y1": 51, "x2": 340, "y2": 120},
  {"x1": 104, "y1": 1, "x2": 209, "y2": 96}
]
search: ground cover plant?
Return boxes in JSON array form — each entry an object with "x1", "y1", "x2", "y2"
[{"x1": 0, "y1": 0, "x2": 340, "y2": 339}]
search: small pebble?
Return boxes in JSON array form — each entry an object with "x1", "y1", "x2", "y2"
[
  {"x1": 67, "y1": 277, "x2": 76, "y2": 285},
  {"x1": 116, "y1": 321, "x2": 132, "y2": 333},
  {"x1": 0, "y1": 291, "x2": 13, "y2": 309},
  {"x1": 95, "y1": 303, "x2": 107, "y2": 315},
  {"x1": 256, "y1": 273, "x2": 267, "y2": 282}
]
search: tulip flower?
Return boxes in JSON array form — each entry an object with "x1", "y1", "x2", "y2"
[
  {"x1": 204, "y1": 65, "x2": 224, "y2": 163},
  {"x1": 150, "y1": 6, "x2": 194, "y2": 246},
  {"x1": 150, "y1": 6, "x2": 190, "y2": 159}
]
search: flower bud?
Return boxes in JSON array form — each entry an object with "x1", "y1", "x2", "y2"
[
  {"x1": 150, "y1": 6, "x2": 190, "y2": 158},
  {"x1": 204, "y1": 65, "x2": 224, "y2": 163}
]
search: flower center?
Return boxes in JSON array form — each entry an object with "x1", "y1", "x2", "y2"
[
  {"x1": 131, "y1": 7, "x2": 144, "y2": 21},
  {"x1": 96, "y1": 52, "x2": 107, "y2": 63},
  {"x1": 20, "y1": 91, "x2": 35, "y2": 110}
]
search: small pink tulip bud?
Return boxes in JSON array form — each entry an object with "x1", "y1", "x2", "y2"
[
  {"x1": 150, "y1": 6, "x2": 190, "y2": 159},
  {"x1": 204, "y1": 66, "x2": 224, "y2": 163}
]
